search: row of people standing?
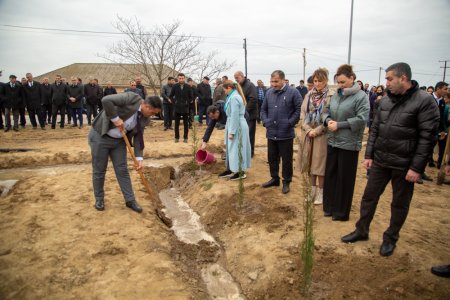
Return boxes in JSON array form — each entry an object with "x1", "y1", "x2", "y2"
[
  {"x1": 0, "y1": 73, "x2": 119, "y2": 131},
  {"x1": 296, "y1": 62, "x2": 441, "y2": 258}
]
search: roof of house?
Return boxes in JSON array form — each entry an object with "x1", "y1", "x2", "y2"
[{"x1": 34, "y1": 63, "x2": 177, "y2": 88}]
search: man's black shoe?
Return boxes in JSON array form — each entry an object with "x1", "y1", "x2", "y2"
[
  {"x1": 262, "y1": 178, "x2": 280, "y2": 188},
  {"x1": 431, "y1": 265, "x2": 450, "y2": 278},
  {"x1": 324, "y1": 212, "x2": 332, "y2": 217},
  {"x1": 422, "y1": 173, "x2": 433, "y2": 182},
  {"x1": 332, "y1": 216, "x2": 349, "y2": 221},
  {"x1": 282, "y1": 181, "x2": 290, "y2": 194},
  {"x1": 428, "y1": 161, "x2": 436, "y2": 168},
  {"x1": 126, "y1": 200, "x2": 142, "y2": 213},
  {"x1": 380, "y1": 241, "x2": 396, "y2": 256},
  {"x1": 95, "y1": 199, "x2": 104, "y2": 211},
  {"x1": 341, "y1": 231, "x2": 368, "y2": 243},
  {"x1": 4, "y1": 127, "x2": 10, "y2": 132}
]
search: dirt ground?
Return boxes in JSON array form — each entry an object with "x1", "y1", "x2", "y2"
[{"x1": 0, "y1": 118, "x2": 449, "y2": 299}]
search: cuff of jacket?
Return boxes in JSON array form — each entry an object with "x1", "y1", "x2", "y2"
[
  {"x1": 337, "y1": 121, "x2": 350, "y2": 129},
  {"x1": 136, "y1": 157, "x2": 143, "y2": 161}
]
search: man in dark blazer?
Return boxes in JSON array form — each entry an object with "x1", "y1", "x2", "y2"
[
  {"x1": 23, "y1": 73, "x2": 45, "y2": 129},
  {"x1": 84, "y1": 77, "x2": 103, "y2": 125},
  {"x1": 89, "y1": 92, "x2": 161, "y2": 213},
  {"x1": 234, "y1": 71, "x2": 258, "y2": 157},
  {"x1": 40, "y1": 77, "x2": 52, "y2": 124},
  {"x1": 50, "y1": 75, "x2": 69, "y2": 129},
  {"x1": 0, "y1": 80, "x2": 4, "y2": 130},
  {"x1": 169, "y1": 73, "x2": 194, "y2": 143},
  {"x1": 196, "y1": 76, "x2": 212, "y2": 125},
  {"x1": 256, "y1": 80, "x2": 267, "y2": 124},
  {"x1": 2, "y1": 75, "x2": 24, "y2": 132}
]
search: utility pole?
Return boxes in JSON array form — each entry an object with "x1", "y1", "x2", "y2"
[
  {"x1": 303, "y1": 48, "x2": 306, "y2": 82},
  {"x1": 243, "y1": 38, "x2": 248, "y2": 78},
  {"x1": 347, "y1": 0, "x2": 354, "y2": 64},
  {"x1": 378, "y1": 67, "x2": 383, "y2": 85},
  {"x1": 439, "y1": 60, "x2": 449, "y2": 81}
]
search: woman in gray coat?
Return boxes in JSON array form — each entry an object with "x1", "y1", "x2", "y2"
[{"x1": 323, "y1": 64, "x2": 369, "y2": 221}]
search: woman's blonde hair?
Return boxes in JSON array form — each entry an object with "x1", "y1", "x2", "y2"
[
  {"x1": 223, "y1": 80, "x2": 247, "y2": 106},
  {"x1": 312, "y1": 68, "x2": 329, "y2": 83}
]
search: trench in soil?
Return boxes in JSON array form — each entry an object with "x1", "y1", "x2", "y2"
[{"x1": 0, "y1": 157, "x2": 246, "y2": 299}]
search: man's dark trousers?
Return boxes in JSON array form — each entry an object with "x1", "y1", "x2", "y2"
[
  {"x1": 174, "y1": 112, "x2": 189, "y2": 140},
  {"x1": 163, "y1": 102, "x2": 173, "y2": 129},
  {"x1": 267, "y1": 138, "x2": 293, "y2": 182},
  {"x1": 355, "y1": 163, "x2": 414, "y2": 244},
  {"x1": 52, "y1": 104, "x2": 66, "y2": 128},
  {"x1": 28, "y1": 108, "x2": 45, "y2": 128},
  {"x1": 247, "y1": 118, "x2": 256, "y2": 156}
]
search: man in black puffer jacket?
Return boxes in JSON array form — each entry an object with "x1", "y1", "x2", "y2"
[{"x1": 341, "y1": 62, "x2": 440, "y2": 257}]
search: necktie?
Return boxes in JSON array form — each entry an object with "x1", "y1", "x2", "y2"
[{"x1": 136, "y1": 112, "x2": 144, "y2": 150}]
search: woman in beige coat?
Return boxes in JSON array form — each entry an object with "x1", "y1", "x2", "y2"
[{"x1": 297, "y1": 68, "x2": 331, "y2": 204}]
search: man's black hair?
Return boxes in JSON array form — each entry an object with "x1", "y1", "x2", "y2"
[
  {"x1": 385, "y1": 62, "x2": 412, "y2": 81},
  {"x1": 206, "y1": 105, "x2": 219, "y2": 115},
  {"x1": 145, "y1": 96, "x2": 162, "y2": 109},
  {"x1": 435, "y1": 81, "x2": 448, "y2": 91}
]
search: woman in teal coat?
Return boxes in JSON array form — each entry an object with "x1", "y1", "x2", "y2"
[
  {"x1": 218, "y1": 80, "x2": 252, "y2": 180},
  {"x1": 323, "y1": 64, "x2": 369, "y2": 221}
]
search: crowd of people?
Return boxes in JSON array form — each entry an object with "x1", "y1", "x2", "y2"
[
  {"x1": 0, "y1": 73, "x2": 151, "y2": 131},
  {"x1": 1, "y1": 62, "x2": 450, "y2": 274}
]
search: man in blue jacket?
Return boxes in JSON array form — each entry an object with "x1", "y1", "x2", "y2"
[{"x1": 261, "y1": 70, "x2": 302, "y2": 194}]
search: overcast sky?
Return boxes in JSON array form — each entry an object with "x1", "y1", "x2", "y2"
[{"x1": 1, "y1": 0, "x2": 449, "y2": 87}]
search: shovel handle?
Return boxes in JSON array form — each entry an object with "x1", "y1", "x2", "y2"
[{"x1": 120, "y1": 127, "x2": 160, "y2": 204}]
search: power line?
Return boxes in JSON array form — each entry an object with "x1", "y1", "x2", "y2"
[
  {"x1": 0, "y1": 24, "x2": 237, "y2": 40},
  {"x1": 1, "y1": 24, "x2": 443, "y2": 79}
]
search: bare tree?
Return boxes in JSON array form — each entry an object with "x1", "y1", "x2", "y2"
[
  {"x1": 100, "y1": 16, "x2": 233, "y2": 94},
  {"x1": 191, "y1": 51, "x2": 234, "y2": 83}
]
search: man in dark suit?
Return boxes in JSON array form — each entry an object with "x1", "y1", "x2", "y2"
[
  {"x1": 40, "y1": 77, "x2": 52, "y2": 124},
  {"x1": 296, "y1": 80, "x2": 308, "y2": 101},
  {"x1": 432, "y1": 81, "x2": 449, "y2": 169},
  {"x1": 196, "y1": 76, "x2": 212, "y2": 125},
  {"x1": 234, "y1": 71, "x2": 258, "y2": 157},
  {"x1": 256, "y1": 80, "x2": 267, "y2": 124},
  {"x1": 0, "y1": 80, "x2": 4, "y2": 130},
  {"x1": 23, "y1": 73, "x2": 46, "y2": 130},
  {"x1": 89, "y1": 93, "x2": 161, "y2": 213},
  {"x1": 84, "y1": 77, "x2": 103, "y2": 125},
  {"x1": 169, "y1": 73, "x2": 194, "y2": 143},
  {"x1": 50, "y1": 75, "x2": 69, "y2": 129},
  {"x1": 2, "y1": 75, "x2": 23, "y2": 132}
]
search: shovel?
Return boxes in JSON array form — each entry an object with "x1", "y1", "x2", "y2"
[
  {"x1": 437, "y1": 133, "x2": 450, "y2": 185},
  {"x1": 194, "y1": 98, "x2": 200, "y2": 124},
  {"x1": 120, "y1": 127, "x2": 173, "y2": 227}
]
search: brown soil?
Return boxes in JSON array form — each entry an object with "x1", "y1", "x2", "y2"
[{"x1": 0, "y1": 120, "x2": 449, "y2": 299}]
